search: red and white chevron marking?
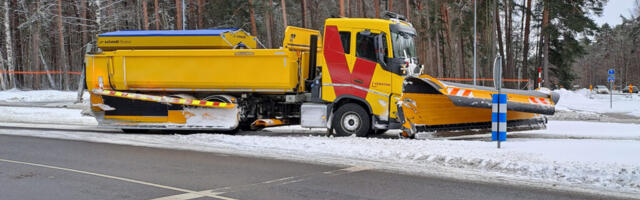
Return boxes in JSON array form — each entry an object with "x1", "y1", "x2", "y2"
[
  {"x1": 446, "y1": 88, "x2": 474, "y2": 97},
  {"x1": 528, "y1": 97, "x2": 550, "y2": 105}
]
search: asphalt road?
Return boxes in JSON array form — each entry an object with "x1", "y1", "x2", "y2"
[{"x1": 0, "y1": 134, "x2": 628, "y2": 200}]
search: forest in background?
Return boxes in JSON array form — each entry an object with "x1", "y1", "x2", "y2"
[{"x1": 0, "y1": 0, "x2": 636, "y2": 91}]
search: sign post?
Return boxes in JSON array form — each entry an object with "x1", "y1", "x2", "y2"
[
  {"x1": 608, "y1": 69, "x2": 615, "y2": 108},
  {"x1": 492, "y1": 56, "x2": 506, "y2": 148},
  {"x1": 537, "y1": 67, "x2": 542, "y2": 89}
]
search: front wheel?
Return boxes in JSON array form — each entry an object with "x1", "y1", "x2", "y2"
[{"x1": 332, "y1": 103, "x2": 371, "y2": 137}]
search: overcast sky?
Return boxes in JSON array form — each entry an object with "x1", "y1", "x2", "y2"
[{"x1": 594, "y1": 0, "x2": 637, "y2": 26}]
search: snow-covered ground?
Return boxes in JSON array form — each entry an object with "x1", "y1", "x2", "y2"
[
  {"x1": 0, "y1": 89, "x2": 88, "y2": 103},
  {"x1": 555, "y1": 88, "x2": 640, "y2": 117},
  {"x1": 0, "y1": 89, "x2": 639, "y2": 198}
]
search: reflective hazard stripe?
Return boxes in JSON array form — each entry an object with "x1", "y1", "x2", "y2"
[
  {"x1": 92, "y1": 89, "x2": 235, "y2": 109},
  {"x1": 447, "y1": 87, "x2": 474, "y2": 97},
  {"x1": 528, "y1": 97, "x2": 550, "y2": 105}
]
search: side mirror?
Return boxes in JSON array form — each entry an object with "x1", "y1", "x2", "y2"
[{"x1": 374, "y1": 33, "x2": 386, "y2": 67}]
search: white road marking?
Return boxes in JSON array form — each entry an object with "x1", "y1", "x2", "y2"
[
  {"x1": 0, "y1": 158, "x2": 237, "y2": 200},
  {"x1": 151, "y1": 166, "x2": 371, "y2": 200}
]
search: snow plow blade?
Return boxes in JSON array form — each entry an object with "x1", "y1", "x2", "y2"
[
  {"x1": 89, "y1": 89, "x2": 239, "y2": 131},
  {"x1": 399, "y1": 75, "x2": 558, "y2": 135},
  {"x1": 406, "y1": 76, "x2": 559, "y2": 115}
]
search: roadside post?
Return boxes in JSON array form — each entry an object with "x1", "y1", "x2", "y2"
[
  {"x1": 537, "y1": 67, "x2": 542, "y2": 89},
  {"x1": 492, "y1": 56, "x2": 506, "y2": 148},
  {"x1": 589, "y1": 85, "x2": 592, "y2": 93},
  {"x1": 608, "y1": 69, "x2": 615, "y2": 108}
]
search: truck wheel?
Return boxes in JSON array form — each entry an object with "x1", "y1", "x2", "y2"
[{"x1": 332, "y1": 103, "x2": 371, "y2": 137}]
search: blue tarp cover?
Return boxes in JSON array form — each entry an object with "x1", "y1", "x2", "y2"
[{"x1": 99, "y1": 28, "x2": 239, "y2": 37}]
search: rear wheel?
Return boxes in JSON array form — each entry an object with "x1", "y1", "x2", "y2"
[{"x1": 332, "y1": 103, "x2": 371, "y2": 137}]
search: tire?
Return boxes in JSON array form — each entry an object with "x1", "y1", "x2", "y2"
[{"x1": 332, "y1": 103, "x2": 371, "y2": 137}]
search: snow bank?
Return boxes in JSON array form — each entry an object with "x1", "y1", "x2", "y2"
[
  {"x1": 514, "y1": 120, "x2": 640, "y2": 140},
  {"x1": 554, "y1": 88, "x2": 640, "y2": 117},
  {"x1": 0, "y1": 106, "x2": 97, "y2": 125},
  {"x1": 0, "y1": 89, "x2": 86, "y2": 102}
]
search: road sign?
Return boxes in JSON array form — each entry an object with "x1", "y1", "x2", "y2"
[
  {"x1": 608, "y1": 76, "x2": 615, "y2": 82},
  {"x1": 608, "y1": 69, "x2": 615, "y2": 75},
  {"x1": 493, "y1": 56, "x2": 502, "y2": 90}
]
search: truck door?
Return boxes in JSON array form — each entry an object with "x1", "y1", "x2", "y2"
[{"x1": 355, "y1": 30, "x2": 392, "y2": 121}]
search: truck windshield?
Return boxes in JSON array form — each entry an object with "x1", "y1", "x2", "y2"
[{"x1": 391, "y1": 31, "x2": 416, "y2": 59}]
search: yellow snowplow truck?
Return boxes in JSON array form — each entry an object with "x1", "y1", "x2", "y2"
[{"x1": 85, "y1": 16, "x2": 559, "y2": 137}]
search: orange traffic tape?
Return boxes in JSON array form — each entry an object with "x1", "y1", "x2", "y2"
[
  {"x1": 0, "y1": 70, "x2": 82, "y2": 75},
  {"x1": 92, "y1": 89, "x2": 236, "y2": 109}
]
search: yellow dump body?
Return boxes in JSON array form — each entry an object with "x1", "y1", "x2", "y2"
[
  {"x1": 87, "y1": 49, "x2": 299, "y2": 92},
  {"x1": 97, "y1": 28, "x2": 257, "y2": 50},
  {"x1": 88, "y1": 27, "x2": 320, "y2": 93}
]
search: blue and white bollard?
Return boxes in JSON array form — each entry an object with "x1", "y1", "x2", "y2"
[{"x1": 492, "y1": 94, "x2": 507, "y2": 147}]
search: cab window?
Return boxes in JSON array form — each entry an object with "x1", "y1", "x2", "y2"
[
  {"x1": 356, "y1": 32, "x2": 387, "y2": 62},
  {"x1": 339, "y1": 31, "x2": 351, "y2": 54},
  {"x1": 356, "y1": 33, "x2": 376, "y2": 61}
]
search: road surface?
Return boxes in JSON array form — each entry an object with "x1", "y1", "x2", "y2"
[{"x1": 0, "y1": 133, "x2": 627, "y2": 200}]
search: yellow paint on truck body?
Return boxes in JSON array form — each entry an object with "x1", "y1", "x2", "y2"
[
  {"x1": 97, "y1": 29, "x2": 257, "y2": 50},
  {"x1": 89, "y1": 49, "x2": 297, "y2": 92}
]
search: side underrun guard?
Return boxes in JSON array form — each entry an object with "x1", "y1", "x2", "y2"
[{"x1": 90, "y1": 89, "x2": 240, "y2": 131}]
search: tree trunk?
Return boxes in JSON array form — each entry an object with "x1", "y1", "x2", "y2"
[
  {"x1": 542, "y1": 0, "x2": 550, "y2": 87},
  {"x1": 281, "y1": 0, "x2": 288, "y2": 27},
  {"x1": 266, "y1": 0, "x2": 274, "y2": 48},
  {"x1": 340, "y1": 0, "x2": 345, "y2": 17},
  {"x1": 301, "y1": 0, "x2": 307, "y2": 28},
  {"x1": 4, "y1": 0, "x2": 15, "y2": 88},
  {"x1": 142, "y1": 0, "x2": 149, "y2": 30},
  {"x1": 459, "y1": 25, "x2": 465, "y2": 78},
  {"x1": 197, "y1": 0, "x2": 204, "y2": 29},
  {"x1": 404, "y1": 0, "x2": 409, "y2": 20},
  {"x1": 347, "y1": 0, "x2": 351, "y2": 17},
  {"x1": 388, "y1": 0, "x2": 393, "y2": 12},
  {"x1": 95, "y1": 0, "x2": 102, "y2": 32},
  {"x1": 375, "y1": 0, "x2": 379, "y2": 18},
  {"x1": 0, "y1": 48, "x2": 6, "y2": 90},
  {"x1": 175, "y1": 0, "x2": 183, "y2": 30},
  {"x1": 522, "y1": 0, "x2": 531, "y2": 81},
  {"x1": 495, "y1": 2, "x2": 505, "y2": 67},
  {"x1": 188, "y1": 0, "x2": 195, "y2": 29},
  {"x1": 436, "y1": 30, "x2": 443, "y2": 77},
  {"x1": 154, "y1": 0, "x2": 160, "y2": 29},
  {"x1": 32, "y1": 1, "x2": 42, "y2": 89},
  {"x1": 39, "y1": 48, "x2": 56, "y2": 89},
  {"x1": 80, "y1": 0, "x2": 88, "y2": 45},
  {"x1": 360, "y1": 0, "x2": 366, "y2": 18},
  {"x1": 57, "y1": 0, "x2": 70, "y2": 90},
  {"x1": 441, "y1": 4, "x2": 453, "y2": 77},
  {"x1": 249, "y1": 0, "x2": 257, "y2": 36},
  {"x1": 505, "y1": 0, "x2": 514, "y2": 86}
]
